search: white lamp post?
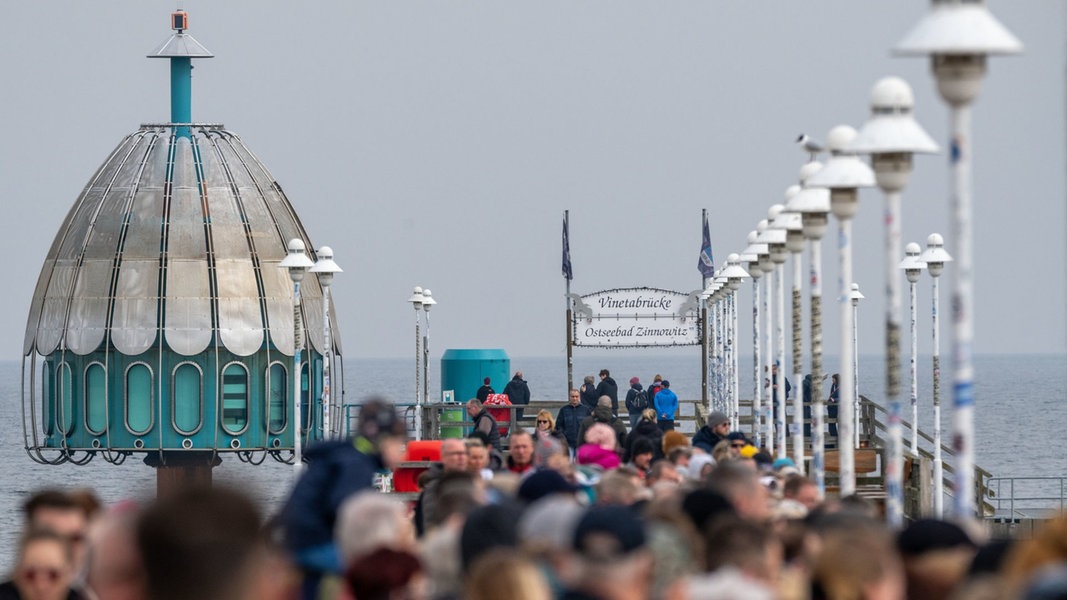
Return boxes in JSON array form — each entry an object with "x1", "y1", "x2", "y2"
[
  {"x1": 895, "y1": 0, "x2": 1021, "y2": 520},
  {"x1": 742, "y1": 234, "x2": 769, "y2": 446},
  {"x1": 722, "y1": 254, "x2": 750, "y2": 432},
  {"x1": 807, "y1": 125, "x2": 876, "y2": 496},
  {"x1": 791, "y1": 161, "x2": 832, "y2": 488},
  {"x1": 279, "y1": 238, "x2": 314, "y2": 473},
  {"x1": 850, "y1": 282, "x2": 865, "y2": 449},
  {"x1": 778, "y1": 185, "x2": 806, "y2": 468},
  {"x1": 712, "y1": 274, "x2": 729, "y2": 412},
  {"x1": 760, "y1": 206, "x2": 789, "y2": 458},
  {"x1": 850, "y1": 76, "x2": 938, "y2": 526},
  {"x1": 310, "y1": 246, "x2": 342, "y2": 440},
  {"x1": 756, "y1": 219, "x2": 777, "y2": 447},
  {"x1": 407, "y1": 286, "x2": 425, "y2": 441},
  {"x1": 900, "y1": 242, "x2": 926, "y2": 454},
  {"x1": 421, "y1": 289, "x2": 436, "y2": 427},
  {"x1": 921, "y1": 233, "x2": 953, "y2": 516}
]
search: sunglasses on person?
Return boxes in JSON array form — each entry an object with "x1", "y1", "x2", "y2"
[
  {"x1": 537, "y1": 419, "x2": 550, "y2": 424},
  {"x1": 21, "y1": 567, "x2": 62, "y2": 584},
  {"x1": 730, "y1": 442, "x2": 747, "y2": 449}
]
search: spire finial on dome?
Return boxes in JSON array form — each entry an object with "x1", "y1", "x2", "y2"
[{"x1": 148, "y1": 9, "x2": 213, "y2": 139}]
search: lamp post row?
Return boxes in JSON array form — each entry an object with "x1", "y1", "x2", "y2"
[{"x1": 280, "y1": 239, "x2": 343, "y2": 475}]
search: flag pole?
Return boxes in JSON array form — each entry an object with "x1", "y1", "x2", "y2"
[
  {"x1": 563, "y1": 210, "x2": 574, "y2": 396},
  {"x1": 701, "y1": 209, "x2": 709, "y2": 407}
]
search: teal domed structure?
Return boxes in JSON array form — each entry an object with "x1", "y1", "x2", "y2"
[{"x1": 20, "y1": 11, "x2": 342, "y2": 477}]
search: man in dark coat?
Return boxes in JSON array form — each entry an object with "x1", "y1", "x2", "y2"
[
  {"x1": 501, "y1": 371, "x2": 531, "y2": 421},
  {"x1": 692, "y1": 410, "x2": 730, "y2": 454},
  {"x1": 595, "y1": 369, "x2": 619, "y2": 417},
  {"x1": 556, "y1": 389, "x2": 591, "y2": 454}
]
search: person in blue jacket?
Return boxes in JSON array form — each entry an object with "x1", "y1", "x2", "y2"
[
  {"x1": 654, "y1": 380, "x2": 679, "y2": 432},
  {"x1": 280, "y1": 398, "x2": 408, "y2": 600}
]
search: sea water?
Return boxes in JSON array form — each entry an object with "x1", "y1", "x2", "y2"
[{"x1": 0, "y1": 353, "x2": 1063, "y2": 573}]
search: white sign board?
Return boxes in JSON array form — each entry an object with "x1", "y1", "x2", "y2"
[{"x1": 571, "y1": 288, "x2": 702, "y2": 347}]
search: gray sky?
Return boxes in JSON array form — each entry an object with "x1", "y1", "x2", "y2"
[{"x1": 3, "y1": 2, "x2": 1064, "y2": 360}]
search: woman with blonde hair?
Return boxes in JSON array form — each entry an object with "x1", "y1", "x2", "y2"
[{"x1": 465, "y1": 551, "x2": 551, "y2": 600}]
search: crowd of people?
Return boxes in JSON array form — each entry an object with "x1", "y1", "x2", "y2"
[{"x1": 4, "y1": 394, "x2": 1067, "y2": 600}]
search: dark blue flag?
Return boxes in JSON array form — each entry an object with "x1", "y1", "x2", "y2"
[
  {"x1": 562, "y1": 212, "x2": 573, "y2": 281},
  {"x1": 698, "y1": 210, "x2": 715, "y2": 279}
]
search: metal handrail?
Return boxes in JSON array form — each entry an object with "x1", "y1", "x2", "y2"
[{"x1": 986, "y1": 476, "x2": 1067, "y2": 520}]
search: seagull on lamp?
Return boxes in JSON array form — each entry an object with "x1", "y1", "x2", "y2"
[{"x1": 796, "y1": 133, "x2": 823, "y2": 160}]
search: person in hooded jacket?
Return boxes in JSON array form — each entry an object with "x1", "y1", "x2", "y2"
[
  {"x1": 281, "y1": 398, "x2": 407, "y2": 600},
  {"x1": 595, "y1": 369, "x2": 620, "y2": 417},
  {"x1": 624, "y1": 409, "x2": 663, "y2": 464},
  {"x1": 624, "y1": 377, "x2": 646, "y2": 429},
  {"x1": 578, "y1": 396, "x2": 627, "y2": 450}
]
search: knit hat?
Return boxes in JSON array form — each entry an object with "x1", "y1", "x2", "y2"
[
  {"x1": 357, "y1": 398, "x2": 407, "y2": 443},
  {"x1": 629, "y1": 376, "x2": 640, "y2": 385},
  {"x1": 896, "y1": 519, "x2": 976, "y2": 557},
  {"x1": 661, "y1": 430, "x2": 690, "y2": 455},
  {"x1": 573, "y1": 506, "x2": 646, "y2": 561},
  {"x1": 518, "y1": 469, "x2": 580, "y2": 504},
  {"x1": 706, "y1": 411, "x2": 729, "y2": 428},
  {"x1": 773, "y1": 457, "x2": 796, "y2": 470},
  {"x1": 631, "y1": 438, "x2": 656, "y2": 459}
]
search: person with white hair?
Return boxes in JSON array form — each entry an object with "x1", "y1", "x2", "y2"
[{"x1": 335, "y1": 492, "x2": 415, "y2": 568}]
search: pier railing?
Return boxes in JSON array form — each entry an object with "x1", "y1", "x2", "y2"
[{"x1": 342, "y1": 396, "x2": 997, "y2": 518}]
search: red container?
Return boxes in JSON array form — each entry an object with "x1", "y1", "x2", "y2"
[
  {"x1": 392, "y1": 440, "x2": 442, "y2": 492},
  {"x1": 484, "y1": 394, "x2": 512, "y2": 436}
]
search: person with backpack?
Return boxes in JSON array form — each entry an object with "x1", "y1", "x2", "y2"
[
  {"x1": 624, "y1": 376, "x2": 648, "y2": 429},
  {"x1": 647, "y1": 374, "x2": 664, "y2": 407}
]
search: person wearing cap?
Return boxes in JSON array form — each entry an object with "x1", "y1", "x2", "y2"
[
  {"x1": 476, "y1": 377, "x2": 494, "y2": 403},
  {"x1": 281, "y1": 398, "x2": 408, "y2": 599},
  {"x1": 693, "y1": 410, "x2": 731, "y2": 454},
  {"x1": 653, "y1": 380, "x2": 678, "y2": 432},
  {"x1": 896, "y1": 518, "x2": 977, "y2": 600},
  {"x1": 577, "y1": 396, "x2": 627, "y2": 451},
  {"x1": 559, "y1": 506, "x2": 652, "y2": 600},
  {"x1": 595, "y1": 369, "x2": 619, "y2": 417},
  {"x1": 623, "y1": 376, "x2": 646, "y2": 429}
]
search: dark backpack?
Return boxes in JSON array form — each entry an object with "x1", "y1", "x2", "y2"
[{"x1": 627, "y1": 389, "x2": 649, "y2": 413}]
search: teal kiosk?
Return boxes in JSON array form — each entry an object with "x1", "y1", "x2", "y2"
[{"x1": 440, "y1": 349, "x2": 509, "y2": 437}]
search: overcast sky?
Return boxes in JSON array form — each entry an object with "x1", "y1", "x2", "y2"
[{"x1": 3, "y1": 2, "x2": 1064, "y2": 361}]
